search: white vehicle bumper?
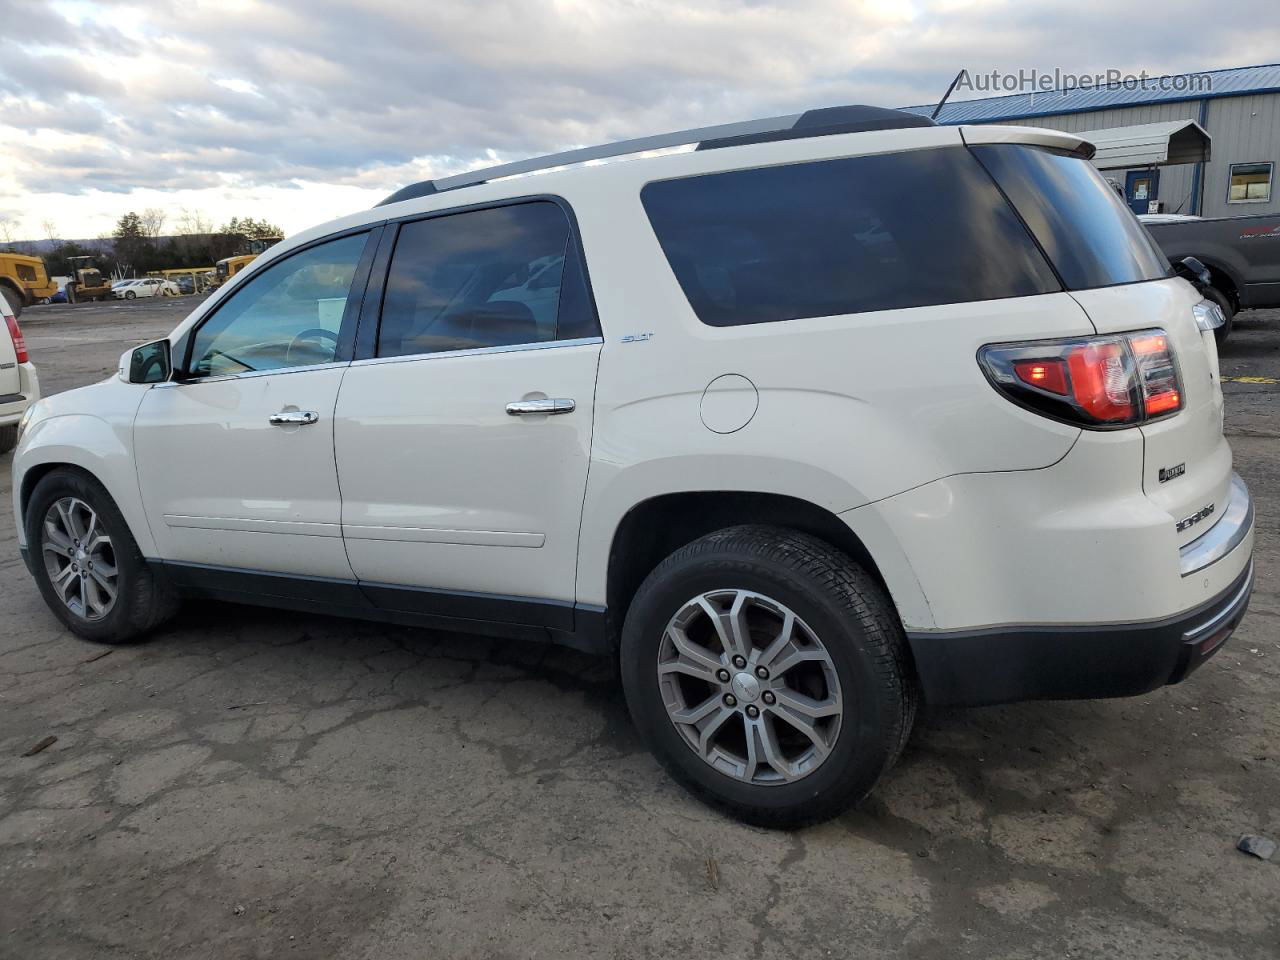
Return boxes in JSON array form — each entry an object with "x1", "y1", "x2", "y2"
[
  {"x1": 0, "y1": 361, "x2": 39, "y2": 426},
  {"x1": 842, "y1": 431, "x2": 1254, "y2": 706}
]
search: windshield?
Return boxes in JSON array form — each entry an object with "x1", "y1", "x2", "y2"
[{"x1": 970, "y1": 144, "x2": 1170, "y2": 290}]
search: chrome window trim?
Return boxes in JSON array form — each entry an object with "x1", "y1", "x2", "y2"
[
  {"x1": 352, "y1": 336, "x2": 603, "y2": 368},
  {"x1": 154, "y1": 360, "x2": 351, "y2": 388},
  {"x1": 1179, "y1": 472, "x2": 1253, "y2": 577}
]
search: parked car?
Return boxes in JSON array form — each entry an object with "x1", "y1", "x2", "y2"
[
  {"x1": 113, "y1": 278, "x2": 178, "y2": 300},
  {"x1": 1140, "y1": 211, "x2": 1280, "y2": 343},
  {"x1": 0, "y1": 290, "x2": 39, "y2": 454},
  {"x1": 11, "y1": 106, "x2": 1255, "y2": 826}
]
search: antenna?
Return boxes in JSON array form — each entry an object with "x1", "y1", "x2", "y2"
[{"x1": 930, "y1": 70, "x2": 966, "y2": 121}]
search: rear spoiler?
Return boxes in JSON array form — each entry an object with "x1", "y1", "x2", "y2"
[{"x1": 958, "y1": 125, "x2": 1095, "y2": 161}]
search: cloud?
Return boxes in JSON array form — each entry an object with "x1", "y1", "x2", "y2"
[{"x1": 1, "y1": 0, "x2": 1277, "y2": 237}]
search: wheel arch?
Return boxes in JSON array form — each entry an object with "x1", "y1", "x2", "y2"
[
  {"x1": 602, "y1": 491, "x2": 899, "y2": 649},
  {"x1": 1192, "y1": 256, "x2": 1244, "y2": 311},
  {"x1": 14, "y1": 419, "x2": 157, "y2": 558}
]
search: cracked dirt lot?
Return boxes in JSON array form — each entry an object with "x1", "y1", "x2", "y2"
[{"x1": 2, "y1": 298, "x2": 1278, "y2": 959}]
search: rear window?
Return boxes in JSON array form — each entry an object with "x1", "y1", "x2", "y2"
[
  {"x1": 640, "y1": 147, "x2": 1060, "y2": 327},
  {"x1": 971, "y1": 144, "x2": 1170, "y2": 290}
]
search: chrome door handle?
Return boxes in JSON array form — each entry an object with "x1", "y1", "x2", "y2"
[
  {"x1": 506, "y1": 398, "x2": 576, "y2": 416},
  {"x1": 269, "y1": 410, "x2": 319, "y2": 425}
]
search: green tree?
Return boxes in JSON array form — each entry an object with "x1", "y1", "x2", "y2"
[
  {"x1": 220, "y1": 216, "x2": 284, "y2": 243},
  {"x1": 112, "y1": 211, "x2": 155, "y2": 273}
]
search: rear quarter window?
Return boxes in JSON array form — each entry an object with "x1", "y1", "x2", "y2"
[
  {"x1": 640, "y1": 146, "x2": 1061, "y2": 327},
  {"x1": 970, "y1": 143, "x2": 1171, "y2": 290}
]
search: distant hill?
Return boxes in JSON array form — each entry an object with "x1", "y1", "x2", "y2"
[{"x1": 0, "y1": 238, "x2": 114, "y2": 256}]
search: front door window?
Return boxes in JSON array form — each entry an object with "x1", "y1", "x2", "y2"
[{"x1": 188, "y1": 233, "x2": 368, "y2": 377}]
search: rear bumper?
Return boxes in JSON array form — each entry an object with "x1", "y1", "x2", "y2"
[
  {"x1": 0, "y1": 393, "x2": 29, "y2": 425},
  {"x1": 0, "y1": 363, "x2": 38, "y2": 425},
  {"x1": 908, "y1": 558, "x2": 1254, "y2": 707}
]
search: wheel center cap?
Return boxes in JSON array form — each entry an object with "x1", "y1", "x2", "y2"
[
  {"x1": 75, "y1": 549, "x2": 86, "y2": 562},
  {"x1": 730, "y1": 672, "x2": 761, "y2": 703}
]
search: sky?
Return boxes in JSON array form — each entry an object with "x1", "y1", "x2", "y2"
[{"x1": 1, "y1": 0, "x2": 1278, "y2": 242}]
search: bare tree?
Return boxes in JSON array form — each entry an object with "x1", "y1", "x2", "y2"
[
  {"x1": 0, "y1": 217, "x2": 15, "y2": 245},
  {"x1": 42, "y1": 219, "x2": 61, "y2": 245},
  {"x1": 139, "y1": 207, "x2": 167, "y2": 239},
  {"x1": 175, "y1": 208, "x2": 213, "y2": 235}
]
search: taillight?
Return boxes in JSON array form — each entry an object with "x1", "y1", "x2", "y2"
[
  {"x1": 3, "y1": 311, "x2": 27, "y2": 364},
  {"x1": 979, "y1": 329, "x2": 1182, "y2": 429}
]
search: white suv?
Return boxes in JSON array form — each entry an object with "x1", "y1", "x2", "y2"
[
  {"x1": 1, "y1": 291, "x2": 38, "y2": 454},
  {"x1": 11, "y1": 106, "x2": 1255, "y2": 826}
]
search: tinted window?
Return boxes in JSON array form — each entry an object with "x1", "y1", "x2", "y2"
[
  {"x1": 377, "y1": 201, "x2": 595, "y2": 358},
  {"x1": 972, "y1": 144, "x2": 1170, "y2": 289},
  {"x1": 189, "y1": 232, "x2": 368, "y2": 377},
  {"x1": 641, "y1": 147, "x2": 1059, "y2": 327}
]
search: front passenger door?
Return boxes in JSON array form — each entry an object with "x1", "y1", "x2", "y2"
[{"x1": 133, "y1": 230, "x2": 376, "y2": 582}]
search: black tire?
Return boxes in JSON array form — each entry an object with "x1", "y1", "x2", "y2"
[
  {"x1": 0, "y1": 423, "x2": 16, "y2": 454},
  {"x1": 1, "y1": 286, "x2": 22, "y2": 318},
  {"x1": 1204, "y1": 285, "x2": 1234, "y2": 346},
  {"x1": 620, "y1": 525, "x2": 916, "y2": 828},
  {"x1": 24, "y1": 468, "x2": 179, "y2": 644},
  {"x1": 124, "y1": 290, "x2": 136, "y2": 300},
  {"x1": 66, "y1": 283, "x2": 78, "y2": 305}
]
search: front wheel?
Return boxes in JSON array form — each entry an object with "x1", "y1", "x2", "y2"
[
  {"x1": 1204, "y1": 286, "x2": 1234, "y2": 345},
  {"x1": 620, "y1": 526, "x2": 916, "y2": 828},
  {"x1": 25, "y1": 469, "x2": 179, "y2": 643},
  {"x1": 124, "y1": 290, "x2": 136, "y2": 300}
]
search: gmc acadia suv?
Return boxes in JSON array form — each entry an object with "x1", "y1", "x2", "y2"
[{"x1": 11, "y1": 106, "x2": 1255, "y2": 826}]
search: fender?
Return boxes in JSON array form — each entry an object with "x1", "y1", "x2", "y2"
[
  {"x1": 575, "y1": 452, "x2": 872, "y2": 607},
  {"x1": 13, "y1": 404, "x2": 155, "y2": 558}
]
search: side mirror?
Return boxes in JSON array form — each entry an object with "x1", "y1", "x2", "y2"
[
  {"x1": 121, "y1": 339, "x2": 172, "y2": 384},
  {"x1": 1173, "y1": 256, "x2": 1211, "y2": 289}
]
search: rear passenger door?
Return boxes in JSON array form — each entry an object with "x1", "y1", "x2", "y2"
[{"x1": 333, "y1": 200, "x2": 602, "y2": 627}]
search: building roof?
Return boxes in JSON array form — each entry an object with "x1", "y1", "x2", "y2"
[{"x1": 901, "y1": 63, "x2": 1280, "y2": 124}]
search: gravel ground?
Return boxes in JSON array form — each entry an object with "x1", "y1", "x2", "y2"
[{"x1": 1, "y1": 296, "x2": 1277, "y2": 959}]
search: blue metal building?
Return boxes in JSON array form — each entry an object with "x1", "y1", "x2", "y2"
[{"x1": 902, "y1": 63, "x2": 1280, "y2": 218}]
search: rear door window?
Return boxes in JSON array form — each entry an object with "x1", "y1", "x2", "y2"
[
  {"x1": 971, "y1": 143, "x2": 1170, "y2": 290},
  {"x1": 641, "y1": 147, "x2": 1060, "y2": 327},
  {"x1": 376, "y1": 201, "x2": 598, "y2": 358}
]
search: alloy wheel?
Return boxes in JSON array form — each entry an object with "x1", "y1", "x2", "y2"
[
  {"x1": 657, "y1": 589, "x2": 843, "y2": 785},
  {"x1": 41, "y1": 497, "x2": 118, "y2": 621}
]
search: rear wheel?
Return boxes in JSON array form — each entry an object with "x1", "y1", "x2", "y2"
[
  {"x1": 0, "y1": 423, "x2": 16, "y2": 454},
  {"x1": 1204, "y1": 285, "x2": 1234, "y2": 346},
  {"x1": 620, "y1": 525, "x2": 916, "y2": 828},
  {"x1": 25, "y1": 469, "x2": 179, "y2": 643}
]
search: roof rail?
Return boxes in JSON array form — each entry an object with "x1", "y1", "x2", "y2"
[{"x1": 376, "y1": 105, "x2": 933, "y2": 207}]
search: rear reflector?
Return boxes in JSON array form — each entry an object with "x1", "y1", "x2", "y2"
[
  {"x1": 3, "y1": 311, "x2": 27, "y2": 364},
  {"x1": 979, "y1": 329, "x2": 1182, "y2": 429}
]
